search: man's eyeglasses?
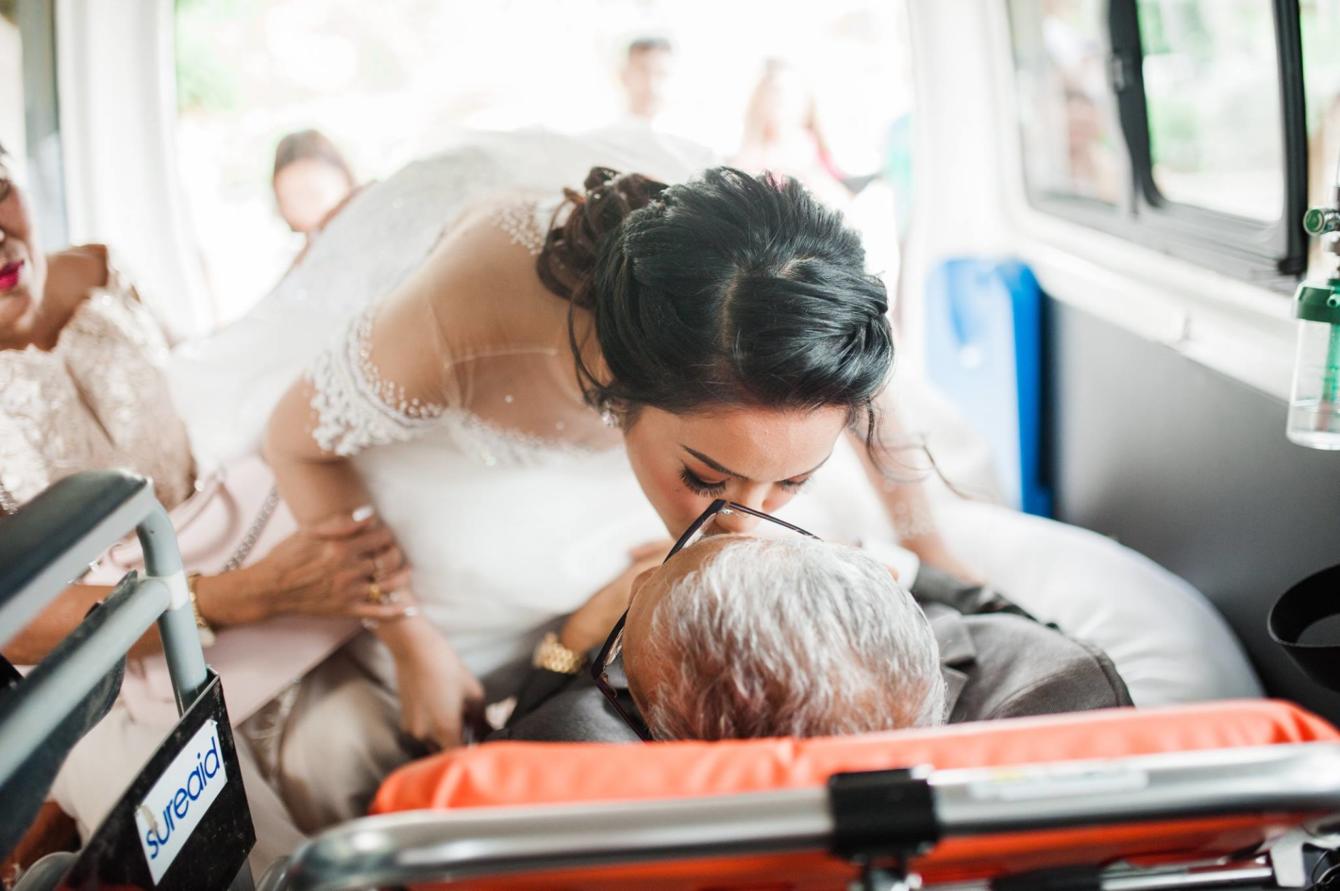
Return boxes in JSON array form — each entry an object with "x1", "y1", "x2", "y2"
[{"x1": 590, "y1": 498, "x2": 818, "y2": 741}]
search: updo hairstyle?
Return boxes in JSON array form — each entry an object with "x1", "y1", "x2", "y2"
[{"x1": 537, "y1": 165, "x2": 893, "y2": 439}]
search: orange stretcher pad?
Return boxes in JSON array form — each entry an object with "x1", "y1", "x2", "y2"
[{"x1": 372, "y1": 700, "x2": 1340, "y2": 889}]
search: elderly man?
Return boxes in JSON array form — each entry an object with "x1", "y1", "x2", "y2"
[
  {"x1": 624, "y1": 534, "x2": 946, "y2": 739},
  {"x1": 497, "y1": 510, "x2": 1131, "y2": 743}
]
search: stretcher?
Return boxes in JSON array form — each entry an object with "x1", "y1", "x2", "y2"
[
  {"x1": 8, "y1": 474, "x2": 1340, "y2": 891},
  {"x1": 251, "y1": 699, "x2": 1340, "y2": 890}
]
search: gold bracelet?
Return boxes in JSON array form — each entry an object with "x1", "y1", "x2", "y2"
[
  {"x1": 186, "y1": 571, "x2": 217, "y2": 648},
  {"x1": 532, "y1": 632, "x2": 585, "y2": 675}
]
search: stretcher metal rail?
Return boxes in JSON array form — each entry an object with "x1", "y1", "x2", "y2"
[{"x1": 262, "y1": 742, "x2": 1340, "y2": 891}]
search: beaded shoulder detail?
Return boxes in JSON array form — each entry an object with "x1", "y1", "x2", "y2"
[
  {"x1": 307, "y1": 305, "x2": 446, "y2": 456},
  {"x1": 493, "y1": 201, "x2": 547, "y2": 256}
]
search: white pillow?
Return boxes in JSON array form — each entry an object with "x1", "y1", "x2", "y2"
[
  {"x1": 934, "y1": 498, "x2": 1263, "y2": 706},
  {"x1": 781, "y1": 436, "x2": 1263, "y2": 707}
]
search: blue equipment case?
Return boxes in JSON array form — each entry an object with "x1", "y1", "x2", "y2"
[{"x1": 924, "y1": 258, "x2": 1052, "y2": 517}]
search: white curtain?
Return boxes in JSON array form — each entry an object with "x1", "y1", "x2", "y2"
[{"x1": 56, "y1": 0, "x2": 213, "y2": 337}]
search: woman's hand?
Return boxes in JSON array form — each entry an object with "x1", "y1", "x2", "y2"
[
  {"x1": 558, "y1": 540, "x2": 673, "y2": 654},
  {"x1": 385, "y1": 618, "x2": 484, "y2": 750},
  {"x1": 197, "y1": 511, "x2": 412, "y2": 627}
]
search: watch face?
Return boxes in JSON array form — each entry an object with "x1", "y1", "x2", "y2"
[{"x1": 534, "y1": 634, "x2": 582, "y2": 673}]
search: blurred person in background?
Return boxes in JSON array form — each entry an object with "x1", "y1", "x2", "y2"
[
  {"x1": 619, "y1": 37, "x2": 675, "y2": 127},
  {"x1": 272, "y1": 129, "x2": 358, "y2": 246},
  {"x1": 734, "y1": 58, "x2": 852, "y2": 209}
]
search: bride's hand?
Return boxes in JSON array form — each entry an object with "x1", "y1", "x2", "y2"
[
  {"x1": 387, "y1": 618, "x2": 484, "y2": 751},
  {"x1": 558, "y1": 540, "x2": 674, "y2": 655}
]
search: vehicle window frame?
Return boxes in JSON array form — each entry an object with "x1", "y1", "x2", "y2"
[
  {"x1": 1007, "y1": 0, "x2": 1308, "y2": 291},
  {"x1": 10, "y1": 0, "x2": 67, "y2": 248},
  {"x1": 1006, "y1": 0, "x2": 1135, "y2": 224}
]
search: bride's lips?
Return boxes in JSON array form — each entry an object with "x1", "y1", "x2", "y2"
[{"x1": 0, "y1": 260, "x2": 23, "y2": 293}]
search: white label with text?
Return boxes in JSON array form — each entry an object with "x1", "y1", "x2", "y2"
[{"x1": 134, "y1": 719, "x2": 228, "y2": 883}]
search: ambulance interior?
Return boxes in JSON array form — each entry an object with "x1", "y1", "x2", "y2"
[{"x1": 3, "y1": 2, "x2": 1340, "y2": 889}]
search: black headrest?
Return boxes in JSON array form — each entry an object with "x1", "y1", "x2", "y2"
[{"x1": 1269, "y1": 563, "x2": 1340, "y2": 691}]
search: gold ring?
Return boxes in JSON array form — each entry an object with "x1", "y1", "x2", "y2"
[{"x1": 367, "y1": 581, "x2": 385, "y2": 605}]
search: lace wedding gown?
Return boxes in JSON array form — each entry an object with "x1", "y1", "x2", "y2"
[{"x1": 170, "y1": 129, "x2": 710, "y2": 690}]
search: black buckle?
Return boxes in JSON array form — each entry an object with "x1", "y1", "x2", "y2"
[{"x1": 828, "y1": 767, "x2": 939, "y2": 889}]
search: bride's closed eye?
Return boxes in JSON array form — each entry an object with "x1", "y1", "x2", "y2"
[
  {"x1": 678, "y1": 466, "x2": 811, "y2": 496},
  {"x1": 679, "y1": 466, "x2": 726, "y2": 496}
]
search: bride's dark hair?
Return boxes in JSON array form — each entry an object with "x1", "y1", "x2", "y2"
[{"x1": 537, "y1": 165, "x2": 892, "y2": 440}]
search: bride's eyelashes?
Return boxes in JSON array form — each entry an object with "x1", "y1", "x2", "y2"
[
  {"x1": 679, "y1": 466, "x2": 727, "y2": 496},
  {"x1": 678, "y1": 466, "x2": 811, "y2": 497}
]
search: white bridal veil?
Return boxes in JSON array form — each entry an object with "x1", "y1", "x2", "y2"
[{"x1": 169, "y1": 127, "x2": 715, "y2": 467}]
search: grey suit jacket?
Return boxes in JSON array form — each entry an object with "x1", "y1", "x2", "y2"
[{"x1": 496, "y1": 569, "x2": 1132, "y2": 743}]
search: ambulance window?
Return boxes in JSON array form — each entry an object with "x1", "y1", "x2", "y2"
[
  {"x1": 0, "y1": 6, "x2": 23, "y2": 175},
  {"x1": 1137, "y1": 1, "x2": 1283, "y2": 223},
  {"x1": 1009, "y1": 0, "x2": 1307, "y2": 285},
  {"x1": 1301, "y1": 2, "x2": 1340, "y2": 276},
  {"x1": 1, "y1": 0, "x2": 65, "y2": 248},
  {"x1": 1008, "y1": 0, "x2": 1124, "y2": 208}
]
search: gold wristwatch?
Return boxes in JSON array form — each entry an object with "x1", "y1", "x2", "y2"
[
  {"x1": 186, "y1": 572, "x2": 217, "y2": 648},
  {"x1": 532, "y1": 632, "x2": 584, "y2": 674}
]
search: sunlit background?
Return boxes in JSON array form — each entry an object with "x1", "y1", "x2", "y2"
[
  {"x1": 171, "y1": 0, "x2": 915, "y2": 323},
  {"x1": 5, "y1": 2, "x2": 1340, "y2": 328}
]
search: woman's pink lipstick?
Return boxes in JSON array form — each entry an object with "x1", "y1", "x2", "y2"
[{"x1": 0, "y1": 260, "x2": 23, "y2": 292}]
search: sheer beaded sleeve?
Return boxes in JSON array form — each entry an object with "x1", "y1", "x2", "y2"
[
  {"x1": 494, "y1": 200, "x2": 545, "y2": 256},
  {"x1": 298, "y1": 199, "x2": 555, "y2": 458},
  {"x1": 297, "y1": 211, "x2": 490, "y2": 457},
  {"x1": 306, "y1": 302, "x2": 448, "y2": 456}
]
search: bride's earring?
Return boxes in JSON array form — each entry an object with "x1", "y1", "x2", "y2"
[{"x1": 600, "y1": 407, "x2": 618, "y2": 428}]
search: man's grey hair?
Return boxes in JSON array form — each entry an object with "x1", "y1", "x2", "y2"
[{"x1": 640, "y1": 536, "x2": 947, "y2": 740}]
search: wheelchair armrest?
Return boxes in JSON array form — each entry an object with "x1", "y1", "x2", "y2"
[
  {"x1": 0, "y1": 585, "x2": 126, "y2": 857},
  {"x1": 0, "y1": 470, "x2": 156, "y2": 647}
]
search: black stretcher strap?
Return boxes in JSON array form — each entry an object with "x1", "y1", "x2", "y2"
[
  {"x1": 827, "y1": 768, "x2": 940, "y2": 860},
  {"x1": 1269, "y1": 563, "x2": 1340, "y2": 692}
]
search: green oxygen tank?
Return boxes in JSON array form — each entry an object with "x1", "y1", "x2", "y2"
[{"x1": 1288, "y1": 209, "x2": 1340, "y2": 449}]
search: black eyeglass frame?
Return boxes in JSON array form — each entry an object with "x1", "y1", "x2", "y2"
[{"x1": 589, "y1": 498, "x2": 819, "y2": 741}]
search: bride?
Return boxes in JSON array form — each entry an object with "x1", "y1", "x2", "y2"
[{"x1": 250, "y1": 129, "x2": 968, "y2": 760}]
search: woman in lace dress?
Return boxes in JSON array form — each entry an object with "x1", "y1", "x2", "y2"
[
  {"x1": 0, "y1": 144, "x2": 416, "y2": 867},
  {"x1": 264, "y1": 148, "x2": 972, "y2": 761}
]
